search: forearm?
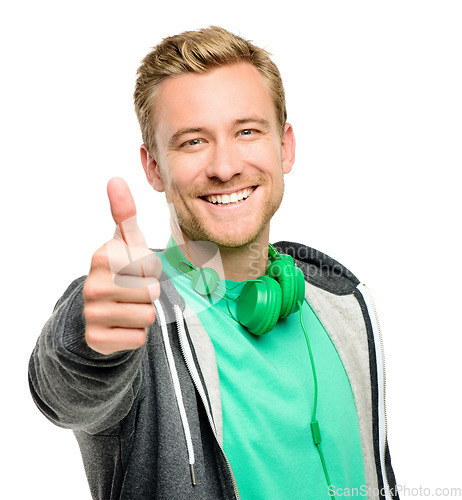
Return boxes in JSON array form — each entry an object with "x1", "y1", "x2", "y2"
[{"x1": 28, "y1": 277, "x2": 145, "y2": 434}]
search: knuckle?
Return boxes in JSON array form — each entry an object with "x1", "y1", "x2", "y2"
[
  {"x1": 142, "y1": 252, "x2": 163, "y2": 278},
  {"x1": 82, "y1": 280, "x2": 96, "y2": 301},
  {"x1": 146, "y1": 279, "x2": 160, "y2": 299},
  {"x1": 85, "y1": 328, "x2": 107, "y2": 353},
  {"x1": 154, "y1": 254, "x2": 163, "y2": 278},
  {"x1": 131, "y1": 329, "x2": 148, "y2": 348},
  {"x1": 83, "y1": 279, "x2": 107, "y2": 302},
  {"x1": 145, "y1": 306, "x2": 156, "y2": 326},
  {"x1": 91, "y1": 246, "x2": 109, "y2": 269}
]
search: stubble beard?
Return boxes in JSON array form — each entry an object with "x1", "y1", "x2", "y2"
[{"x1": 172, "y1": 176, "x2": 285, "y2": 250}]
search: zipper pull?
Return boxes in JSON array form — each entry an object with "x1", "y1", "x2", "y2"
[{"x1": 190, "y1": 463, "x2": 197, "y2": 486}]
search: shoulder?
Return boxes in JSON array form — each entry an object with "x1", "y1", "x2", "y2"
[{"x1": 273, "y1": 241, "x2": 360, "y2": 296}]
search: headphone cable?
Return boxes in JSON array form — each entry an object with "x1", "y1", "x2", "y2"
[{"x1": 298, "y1": 300, "x2": 335, "y2": 498}]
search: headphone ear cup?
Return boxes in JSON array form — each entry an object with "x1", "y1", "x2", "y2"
[
  {"x1": 266, "y1": 259, "x2": 294, "y2": 318},
  {"x1": 266, "y1": 259, "x2": 306, "y2": 318},
  {"x1": 236, "y1": 276, "x2": 282, "y2": 335}
]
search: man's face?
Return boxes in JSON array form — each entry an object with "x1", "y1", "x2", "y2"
[{"x1": 143, "y1": 62, "x2": 295, "y2": 248}]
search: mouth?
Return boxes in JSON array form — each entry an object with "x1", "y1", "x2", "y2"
[{"x1": 201, "y1": 186, "x2": 256, "y2": 206}]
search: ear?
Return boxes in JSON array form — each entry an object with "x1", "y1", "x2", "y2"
[
  {"x1": 281, "y1": 123, "x2": 296, "y2": 174},
  {"x1": 140, "y1": 145, "x2": 165, "y2": 192}
]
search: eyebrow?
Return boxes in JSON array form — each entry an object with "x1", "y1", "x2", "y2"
[
  {"x1": 168, "y1": 117, "x2": 272, "y2": 148},
  {"x1": 233, "y1": 117, "x2": 271, "y2": 130},
  {"x1": 169, "y1": 127, "x2": 205, "y2": 148}
]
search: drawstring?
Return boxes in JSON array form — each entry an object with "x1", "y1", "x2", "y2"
[{"x1": 153, "y1": 299, "x2": 197, "y2": 486}]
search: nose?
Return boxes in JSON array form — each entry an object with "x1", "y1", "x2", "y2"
[{"x1": 205, "y1": 141, "x2": 243, "y2": 182}]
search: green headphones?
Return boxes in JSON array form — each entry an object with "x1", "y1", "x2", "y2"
[{"x1": 164, "y1": 238, "x2": 306, "y2": 335}]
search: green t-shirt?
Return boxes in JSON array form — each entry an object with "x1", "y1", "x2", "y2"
[{"x1": 158, "y1": 252, "x2": 366, "y2": 499}]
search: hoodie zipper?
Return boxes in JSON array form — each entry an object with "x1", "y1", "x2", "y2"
[
  {"x1": 174, "y1": 304, "x2": 241, "y2": 500},
  {"x1": 358, "y1": 284, "x2": 391, "y2": 500},
  {"x1": 154, "y1": 299, "x2": 197, "y2": 486}
]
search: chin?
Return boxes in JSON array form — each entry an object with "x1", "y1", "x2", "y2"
[
  {"x1": 181, "y1": 219, "x2": 266, "y2": 249},
  {"x1": 210, "y1": 234, "x2": 259, "y2": 249},
  {"x1": 174, "y1": 194, "x2": 282, "y2": 249}
]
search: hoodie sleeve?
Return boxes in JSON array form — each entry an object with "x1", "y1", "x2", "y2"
[{"x1": 28, "y1": 276, "x2": 146, "y2": 434}]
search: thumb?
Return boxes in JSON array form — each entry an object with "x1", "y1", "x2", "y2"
[{"x1": 107, "y1": 177, "x2": 146, "y2": 247}]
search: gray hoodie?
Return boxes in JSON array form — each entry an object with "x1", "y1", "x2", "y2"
[{"x1": 29, "y1": 241, "x2": 399, "y2": 499}]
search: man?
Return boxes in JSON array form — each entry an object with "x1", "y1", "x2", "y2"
[{"x1": 29, "y1": 26, "x2": 398, "y2": 499}]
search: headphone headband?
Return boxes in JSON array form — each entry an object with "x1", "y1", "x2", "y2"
[
  {"x1": 163, "y1": 236, "x2": 305, "y2": 334},
  {"x1": 165, "y1": 237, "x2": 283, "y2": 275}
]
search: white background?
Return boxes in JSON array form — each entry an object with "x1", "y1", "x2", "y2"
[{"x1": 1, "y1": 1, "x2": 461, "y2": 498}]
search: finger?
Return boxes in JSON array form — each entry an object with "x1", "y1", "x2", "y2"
[
  {"x1": 107, "y1": 177, "x2": 146, "y2": 247},
  {"x1": 84, "y1": 274, "x2": 160, "y2": 304},
  {"x1": 86, "y1": 327, "x2": 148, "y2": 355},
  {"x1": 87, "y1": 302, "x2": 157, "y2": 329},
  {"x1": 106, "y1": 240, "x2": 162, "y2": 278},
  {"x1": 116, "y1": 253, "x2": 162, "y2": 279},
  {"x1": 112, "y1": 280, "x2": 160, "y2": 303},
  {"x1": 113, "y1": 274, "x2": 159, "y2": 292}
]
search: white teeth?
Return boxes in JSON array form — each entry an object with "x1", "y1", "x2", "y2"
[{"x1": 204, "y1": 187, "x2": 254, "y2": 205}]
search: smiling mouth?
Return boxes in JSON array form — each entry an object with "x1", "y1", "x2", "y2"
[{"x1": 201, "y1": 186, "x2": 256, "y2": 206}]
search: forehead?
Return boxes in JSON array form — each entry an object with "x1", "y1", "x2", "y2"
[{"x1": 153, "y1": 62, "x2": 276, "y2": 140}]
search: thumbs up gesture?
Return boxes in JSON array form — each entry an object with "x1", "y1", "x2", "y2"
[{"x1": 83, "y1": 178, "x2": 162, "y2": 355}]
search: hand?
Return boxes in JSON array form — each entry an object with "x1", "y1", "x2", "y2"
[{"x1": 83, "y1": 177, "x2": 162, "y2": 355}]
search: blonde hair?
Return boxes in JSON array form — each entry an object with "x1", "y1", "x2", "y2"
[{"x1": 134, "y1": 26, "x2": 287, "y2": 156}]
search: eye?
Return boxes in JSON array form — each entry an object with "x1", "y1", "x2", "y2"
[
  {"x1": 187, "y1": 138, "x2": 203, "y2": 146},
  {"x1": 178, "y1": 137, "x2": 205, "y2": 149},
  {"x1": 240, "y1": 129, "x2": 254, "y2": 136}
]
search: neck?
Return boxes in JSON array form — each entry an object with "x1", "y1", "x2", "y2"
[
  {"x1": 169, "y1": 229, "x2": 271, "y2": 282},
  {"x1": 216, "y1": 238, "x2": 270, "y2": 281}
]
